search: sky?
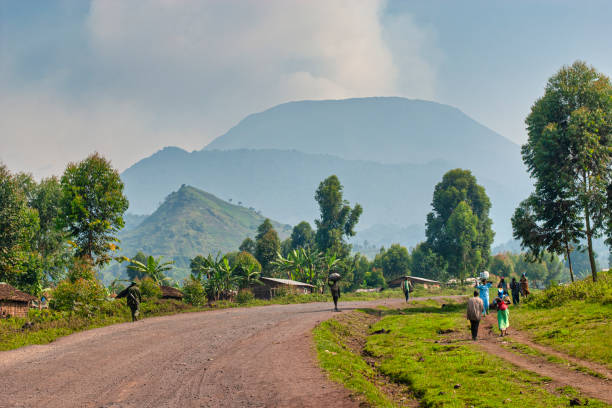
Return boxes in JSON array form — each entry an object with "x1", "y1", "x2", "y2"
[{"x1": 1, "y1": 0, "x2": 611, "y2": 178}]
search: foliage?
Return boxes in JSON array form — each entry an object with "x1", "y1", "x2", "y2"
[
  {"x1": 235, "y1": 289, "x2": 255, "y2": 304},
  {"x1": 425, "y1": 169, "x2": 494, "y2": 281},
  {"x1": 138, "y1": 277, "x2": 162, "y2": 300},
  {"x1": 239, "y1": 237, "x2": 256, "y2": 254},
  {"x1": 58, "y1": 153, "x2": 129, "y2": 265},
  {"x1": 181, "y1": 277, "x2": 206, "y2": 306},
  {"x1": 127, "y1": 255, "x2": 174, "y2": 285},
  {"x1": 314, "y1": 175, "x2": 362, "y2": 257},
  {"x1": 254, "y1": 223, "x2": 280, "y2": 272},
  {"x1": 372, "y1": 244, "x2": 411, "y2": 281},
  {"x1": 364, "y1": 268, "x2": 386, "y2": 288},
  {"x1": 51, "y1": 259, "x2": 107, "y2": 313},
  {"x1": 0, "y1": 164, "x2": 40, "y2": 288},
  {"x1": 522, "y1": 61, "x2": 612, "y2": 281},
  {"x1": 410, "y1": 242, "x2": 448, "y2": 282},
  {"x1": 290, "y1": 221, "x2": 315, "y2": 250},
  {"x1": 126, "y1": 251, "x2": 147, "y2": 280},
  {"x1": 490, "y1": 253, "x2": 514, "y2": 278},
  {"x1": 524, "y1": 271, "x2": 611, "y2": 309},
  {"x1": 272, "y1": 247, "x2": 328, "y2": 288}
]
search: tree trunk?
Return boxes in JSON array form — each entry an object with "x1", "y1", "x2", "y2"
[
  {"x1": 564, "y1": 240, "x2": 575, "y2": 283},
  {"x1": 584, "y1": 205, "x2": 598, "y2": 282}
]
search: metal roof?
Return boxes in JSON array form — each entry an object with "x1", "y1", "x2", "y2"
[
  {"x1": 260, "y1": 277, "x2": 315, "y2": 288},
  {"x1": 387, "y1": 275, "x2": 441, "y2": 286}
]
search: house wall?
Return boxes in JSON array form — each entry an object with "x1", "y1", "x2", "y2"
[
  {"x1": 0, "y1": 300, "x2": 30, "y2": 318},
  {"x1": 252, "y1": 283, "x2": 313, "y2": 299}
]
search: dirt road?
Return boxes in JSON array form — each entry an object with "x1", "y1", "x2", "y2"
[{"x1": 0, "y1": 298, "x2": 409, "y2": 408}]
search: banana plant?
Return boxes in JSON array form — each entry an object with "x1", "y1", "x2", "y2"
[{"x1": 127, "y1": 255, "x2": 174, "y2": 285}]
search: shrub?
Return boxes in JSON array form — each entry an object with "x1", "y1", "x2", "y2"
[
  {"x1": 183, "y1": 278, "x2": 206, "y2": 306},
  {"x1": 236, "y1": 289, "x2": 255, "y2": 304},
  {"x1": 139, "y1": 277, "x2": 162, "y2": 300},
  {"x1": 525, "y1": 271, "x2": 611, "y2": 308},
  {"x1": 51, "y1": 278, "x2": 107, "y2": 314}
]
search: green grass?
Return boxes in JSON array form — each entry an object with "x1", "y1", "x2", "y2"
[
  {"x1": 512, "y1": 300, "x2": 612, "y2": 370},
  {"x1": 314, "y1": 302, "x2": 609, "y2": 408},
  {"x1": 500, "y1": 338, "x2": 608, "y2": 380}
]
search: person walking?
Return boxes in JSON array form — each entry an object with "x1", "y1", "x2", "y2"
[
  {"x1": 466, "y1": 290, "x2": 484, "y2": 341},
  {"x1": 401, "y1": 277, "x2": 413, "y2": 303},
  {"x1": 497, "y1": 277, "x2": 508, "y2": 296},
  {"x1": 116, "y1": 281, "x2": 142, "y2": 322},
  {"x1": 510, "y1": 277, "x2": 521, "y2": 305},
  {"x1": 520, "y1": 273, "x2": 530, "y2": 298},
  {"x1": 475, "y1": 278, "x2": 493, "y2": 316},
  {"x1": 495, "y1": 289, "x2": 510, "y2": 336},
  {"x1": 328, "y1": 273, "x2": 341, "y2": 312}
]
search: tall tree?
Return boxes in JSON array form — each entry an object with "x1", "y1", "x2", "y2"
[
  {"x1": 446, "y1": 201, "x2": 480, "y2": 283},
  {"x1": 290, "y1": 221, "x2": 315, "y2": 250},
  {"x1": 314, "y1": 175, "x2": 362, "y2": 257},
  {"x1": 0, "y1": 164, "x2": 39, "y2": 287},
  {"x1": 255, "y1": 226, "x2": 280, "y2": 272},
  {"x1": 373, "y1": 244, "x2": 411, "y2": 281},
  {"x1": 523, "y1": 61, "x2": 612, "y2": 281},
  {"x1": 59, "y1": 153, "x2": 129, "y2": 265},
  {"x1": 239, "y1": 237, "x2": 256, "y2": 254},
  {"x1": 410, "y1": 242, "x2": 448, "y2": 281},
  {"x1": 425, "y1": 169, "x2": 494, "y2": 279}
]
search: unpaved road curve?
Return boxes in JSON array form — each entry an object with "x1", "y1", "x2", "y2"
[{"x1": 0, "y1": 298, "x2": 410, "y2": 408}]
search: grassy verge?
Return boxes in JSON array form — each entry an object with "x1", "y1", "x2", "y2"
[
  {"x1": 510, "y1": 271, "x2": 612, "y2": 370},
  {"x1": 314, "y1": 301, "x2": 607, "y2": 408},
  {"x1": 500, "y1": 338, "x2": 608, "y2": 380}
]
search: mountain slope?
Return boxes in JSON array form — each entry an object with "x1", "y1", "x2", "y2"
[
  {"x1": 205, "y1": 97, "x2": 527, "y2": 183},
  {"x1": 121, "y1": 148, "x2": 524, "y2": 243},
  {"x1": 118, "y1": 185, "x2": 291, "y2": 268}
]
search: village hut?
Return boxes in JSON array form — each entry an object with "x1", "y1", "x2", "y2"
[
  {"x1": 251, "y1": 277, "x2": 315, "y2": 299},
  {"x1": 387, "y1": 276, "x2": 441, "y2": 289},
  {"x1": 0, "y1": 283, "x2": 37, "y2": 318},
  {"x1": 160, "y1": 285, "x2": 184, "y2": 300}
]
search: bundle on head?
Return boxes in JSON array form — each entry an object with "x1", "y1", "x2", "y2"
[{"x1": 328, "y1": 273, "x2": 341, "y2": 282}]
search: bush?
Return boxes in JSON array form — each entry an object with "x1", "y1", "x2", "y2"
[
  {"x1": 139, "y1": 277, "x2": 162, "y2": 300},
  {"x1": 526, "y1": 271, "x2": 611, "y2": 308},
  {"x1": 183, "y1": 278, "x2": 206, "y2": 306},
  {"x1": 236, "y1": 289, "x2": 255, "y2": 304},
  {"x1": 51, "y1": 277, "x2": 107, "y2": 314}
]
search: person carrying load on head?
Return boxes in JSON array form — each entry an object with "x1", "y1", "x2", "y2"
[
  {"x1": 328, "y1": 273, "x2": 341, "y2": 312},
  {"x1": 116, "y1": 281, "x2": 142, "y2": 322},
  {"x1": 475, "y1": 278, "x2": 493, "y2": 316}
]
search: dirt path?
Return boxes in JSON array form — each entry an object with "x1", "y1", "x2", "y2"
[
  {"x1": 475, "y1": 314, "x2": 612, "y2": 405},
  {"x1": 0, "y1": 297, "x2": 411, "y2": 408}
]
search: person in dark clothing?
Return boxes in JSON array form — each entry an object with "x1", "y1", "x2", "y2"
[
  {"x1": 116, "y1": 282, "x2": 142, "y2": 322},
  {"x1": 497, "y1": 277, "x2": 508, "y2": 296},
  {"x1": 510, "y1": 277, "x2": 521, "y2": 305},
  {"x1": 466, "y1": 290, "x2": 484, "y2": 341},
  {"x1": 328, "y1": 274, "x2": 341, "y2": 312}
]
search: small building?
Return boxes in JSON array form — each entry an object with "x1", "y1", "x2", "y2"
[
  {"x1": 160, "y1": 285, "x2": 184, "y2": 300},
  {"x1": 387, "y1": 276, "x2": 441, "y2": 289},
  {"x1": 252, "y1": 277, "x2": 315, "y2": 299},
  {"x1": 0, "y1": 283, "x2": 37, "y2": 318}
]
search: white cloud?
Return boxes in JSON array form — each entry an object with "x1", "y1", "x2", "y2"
[{"x1": 1, "y1": 0, "x2": 438, "y2": 178}]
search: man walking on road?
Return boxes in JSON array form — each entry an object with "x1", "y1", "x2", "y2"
[
  {"x1": 467, "y1": 290, "x2": 484, "y2": 341},
  {"x1": 116, "y1": 281, "x2": 142, "y2": 322},
  {"x1": 510, "y1": 277, "x2": 521, "y2": 305}
]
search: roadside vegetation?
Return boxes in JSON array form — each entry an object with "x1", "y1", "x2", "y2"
[
  {"x1": 315, "y1": 299, "x2": 609, "y2": 408},
  {"x1": 512, "y1": 271, "x2": 612, "y2": 369}
]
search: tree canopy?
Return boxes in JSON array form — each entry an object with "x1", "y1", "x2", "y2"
[
  {"x1": 59, "y1": 153, "x2": 129, "y2": 265},
  {"x1": 521, "y1": 61, "x2": 612, "y2": 281}
]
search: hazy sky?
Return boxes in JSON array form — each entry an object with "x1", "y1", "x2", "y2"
[{"x1": 1, "y1": 0, "x2": 611, "y2": 178}]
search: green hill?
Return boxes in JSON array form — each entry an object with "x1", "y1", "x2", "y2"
[{"x1": 107, "y1": 185, "x2": 290, "y2": 283}]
